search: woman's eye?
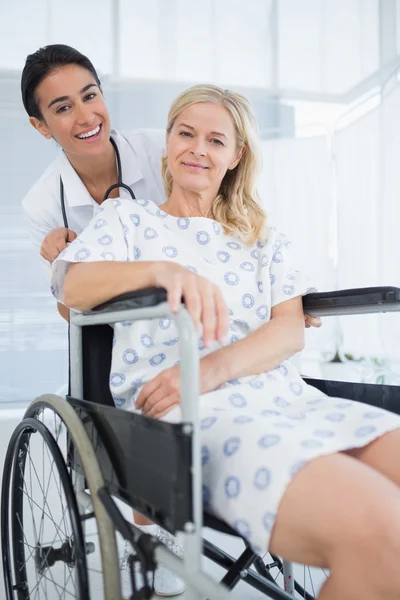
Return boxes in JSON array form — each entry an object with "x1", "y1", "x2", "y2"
[
  {"x1": 211, "y1": 138, "x2": 224, "y2": 146},
  {"x1": 84, "y1": 93, "x2": 97, "y2": 101},
  {"x1": 56, "y1": 105, "x2": 70, "y2": 114},
  {"x1": 179, "y1": 131, "x2": 192, "y2": 137}
]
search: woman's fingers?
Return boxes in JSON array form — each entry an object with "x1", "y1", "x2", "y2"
[
  {"x1": 215, "y1": 287, "x2": 230, "y2": 343},
  {"x1": 182, "y1": 277, "x2": 202, "y2": 333},
  {"x1": 146, "y1": 395, "x2": 177, "y2": 419},
  {"x1": 165, "y1": 267, "x2": 228, "y2": 345},
  {"x1": 201, "y1": 282, "x2": 217, "y2": 347},
  {"x1": 136, "y1": 378, "x2": 161, "y2": 409}
]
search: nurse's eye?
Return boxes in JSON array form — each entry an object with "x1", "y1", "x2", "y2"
[
  {"x1": 84, "y1": 92, "x2": 97, "y2": 101},
  {"x1": 56, "y1": 105, "x2": 71, "y2": 114}
]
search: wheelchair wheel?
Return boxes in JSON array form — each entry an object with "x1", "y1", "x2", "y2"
[
  {"x1": 1, "y1": 394, "x2": 121, "y2": 600},
  {"x1": 259, "y1": 553, "x2": 329, "y2": 599}
]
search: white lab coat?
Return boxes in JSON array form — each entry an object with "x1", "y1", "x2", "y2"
[{"x1": 22, "y1": 128, "x2": 166, "y2": 282}]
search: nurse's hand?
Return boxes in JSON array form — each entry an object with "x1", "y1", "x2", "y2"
[
  {"x1": 153, "y1": 263, "x2": 229, "y2": 348},
  {"x1": 304, "y1": 314, "x2": 322, "y2": 328},
  {"x1": 40, "y1": 227, "x2": 78, "y2": 263}
]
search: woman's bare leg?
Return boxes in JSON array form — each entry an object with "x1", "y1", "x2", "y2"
[
  {"x1": 269, "y1": 452, "x2": 400, "y2": 599},
  {"x1": 346, "y1": 428, "x2": 400, "y2": 485}
]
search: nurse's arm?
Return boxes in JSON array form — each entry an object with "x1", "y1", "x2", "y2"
[{"x1": 200, "y1": 296, "x2": 305, "y2": 392}]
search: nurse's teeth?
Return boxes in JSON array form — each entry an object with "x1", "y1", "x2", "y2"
[{"x1": 77, "y1": 125, "x2": 100, "y2": 139}]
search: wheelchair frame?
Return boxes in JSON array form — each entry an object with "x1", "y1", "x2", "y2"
[{"x1": 3, "y1": 285, "x2": 400, "y2": 600}]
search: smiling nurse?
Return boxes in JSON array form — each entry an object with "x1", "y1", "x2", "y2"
[{"x1": 20, "y1": 43, "x2": 187, "y2": 597}]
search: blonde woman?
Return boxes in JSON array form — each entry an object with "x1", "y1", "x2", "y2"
[{"x1": 53, "y1": 84, "x2": 400, "y2": 600}]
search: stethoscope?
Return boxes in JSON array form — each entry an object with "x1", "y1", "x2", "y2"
[{"x1": 60, "y1": 137, "x2": 136, "y2": 229}]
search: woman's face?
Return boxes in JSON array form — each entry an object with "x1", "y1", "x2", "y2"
[
  {"x1": 30, "y1": 64, "x2": 111, "y2": 158},
  {"x1": 166, "y1": 102, "x2": 243, "y2": 197}
]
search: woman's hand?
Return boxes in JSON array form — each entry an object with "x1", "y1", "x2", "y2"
[
  {"x1": 154, "y1": 263, "x2": 229, "y2": 348},
  {"x1": 41, "y1": 227, "x2": 77, "y2": 263},
  {"x1": 304, "y1": 314, "x2": 322, "y2": 328},
  {"x1": 136, "y1": 360, "x2": 221, "y2": 419}
]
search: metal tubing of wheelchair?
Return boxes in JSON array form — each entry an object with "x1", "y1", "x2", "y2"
[
  {"x1": 69, "y1": 321, "x2": 83, "y2": 397},
  {"x1": 71, "y1": 303, "x2": 206, "y2": 596},
  {"x1": 174, "y1": 308, "x2": 203, "y2": 596},
  {"x1": 305, "y1": 303, "x2": 400, "y2": 317},
  {"x1": 71, "y1": 302, "x2": 172, "y2": 327}
]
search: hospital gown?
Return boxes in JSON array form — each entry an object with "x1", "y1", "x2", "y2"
[{"x1": 52, "y1": 198, "x2": 400, "y2": 554}]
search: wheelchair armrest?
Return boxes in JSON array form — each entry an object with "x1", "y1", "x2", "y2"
[
  {"x1": 85, "y1": 287, "x2": 167, "y2": 315},
  {"x1": 303, "y1": 286, "x2": 400, "y2": 317}
]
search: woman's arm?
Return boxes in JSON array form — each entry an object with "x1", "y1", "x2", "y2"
[
  {"x1": 200, "y1": 296, "x2": 305, "y2": 391},
  {"x1": 63, "y1": 261, "x2": 160, "y2": 311}
]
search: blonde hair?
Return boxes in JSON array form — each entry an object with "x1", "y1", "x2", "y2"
[{"x1": 161, "y1": 84, "x2": 267, "y2": 245}]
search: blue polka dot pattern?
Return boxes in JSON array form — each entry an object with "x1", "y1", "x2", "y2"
[
  {"x1": 242, "y1": 294, "x2": 255, "y2": 309},
  {"x1": 213, "y1": 221, "x2": 221, "y2": 235},
  {"x1": 136, "y1": 199, "x2": 149, "y2": 206},
  {"x1": 223, "y1": 437, "x2": 241, "y2": 457},
  {"x1": 140, "y1": 334, "x2": 154, "y2": 348},
  {"x1": 262, "y1": 513, "x2": 275, "y2": 533},
  {"x1": 224, "y1": 272, "x2": 240, "y2": 286},
  {"x1": 129, "y1": 214, "x2": 140, "y2": 226},
  {"x1": 283, "y1": 284, "x2": 295, "y2": 296},
  {"x1": 149, "y1": 353, "x2": 166, "y2": 367},
  {"x1": 162, "y1": 246, "x2": 178, "y2": 258},
  {"x1": 257, "y1": 281, "x2": 264, "y2": 293},
  {"x1": 98, "y1": 234, "x2": 113, "y2": 245},
  {"x1": 229, "y1": 393, "x2": 247, "y2": 408},
  {"x1": 270, "y1": 274, "x2": 276, "y2": 285},
  {"x1": 122, "y1": 349, "x2": 138, "y2": 365},
  {"x1": 227, "y1": 241, "x2": 241, "y2": 250},
  {"x1": 355, "y1": 426, "x2": 377, "y2": 437},
  {"x1": 202, "y1": 445, "x2": 210, "y2": 466},
  {"x1": 101, "y1": 252, "x2": 116, "y2": 260},
  {"x1": 254, "y1": 467, "x2": 271, "y2": 490},
  {"x1": 163, "y1": 337, "x2": 179, "y2": 346},
  {"x1": 240, "y1": 261, "x2": 255, "y2": 272},
  {"x1": 234, "y1": 415, "x2": 254, "y2": 424},
  {"x1": 217, "y1": 251, "x2": 230, "y2": 263},
  {"x1": 234, "y1": 519, "x2": 251, "y2": 539},
  {"x1": 225, "y1": 476, "x2": 241, "y2": 498},
  {"x1": 256, "y1": 305, "x2": 269, "y2": 320},
  {"x1": 133, "y1": 246, "x2": 141, "y2": 260},
  {"x1": 75, "y1": 248, "x2": 90, "y2": 260},
  {"x1": 273, "y1": 251, "x2": 283, "y2": 263},
  {"x1": 273, "y1": 397, "x2": 291, "y2": 408},
  {"x1": 197, "y1": 231, "x2": 211, "y2": 245},
  {"x1": 201, "y1": 416, "x2": 218, "y2": 430},
  {"x1": 258, "y1": 435, "x2": 281, "y2": 448},
  {"x1": 325, "y1": 413, "x2": 346, "y2": 422},
  {"x1": 110, "y1": 373, "x2": 125, "y2": 387},
  {"x1": 94, "y1": 218, "x2": 107, "y2": 229},
  {"x1": 144, "y1": 227, "x2": 158, "y2": 239},
  {"x1": 177, "y1": 217, "x2": 190, "y2": 229},
  {"x1": 159, "y1": 318, "x2": 171, "y2": 330},
  {"x1": 156, "y1": 208, "x2": 168, "y2": 218}
]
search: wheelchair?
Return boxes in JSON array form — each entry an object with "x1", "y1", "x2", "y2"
[{"x1": 2, "y1": 285, "x2": 400, "y2": 600}]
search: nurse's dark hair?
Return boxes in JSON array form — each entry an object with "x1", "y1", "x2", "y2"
[{"x1": 21, "y1": 44, "x2": 101, "y2": 120}]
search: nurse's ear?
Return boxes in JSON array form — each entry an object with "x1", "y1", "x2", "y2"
[{"x1": 29, "y1": 116, "x2": 52, "y2": 140}]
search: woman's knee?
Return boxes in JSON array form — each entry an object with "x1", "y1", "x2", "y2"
[{"x1": 269, "y1": 452, "x2": 400, "y2": 571}]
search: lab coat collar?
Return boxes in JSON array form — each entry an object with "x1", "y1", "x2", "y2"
[{"x1": 58, "y1": 129, "x2": 144, "y2": 208}]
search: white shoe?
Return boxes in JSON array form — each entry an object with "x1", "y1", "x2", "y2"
[{"x1": 121, "y1": 525, "x2": 185, "y2": 597}]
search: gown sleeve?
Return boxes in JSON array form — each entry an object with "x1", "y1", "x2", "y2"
[
  {"x1": 269, "y1": 229, "x2": 317, "y2": 308},
  {"x1": 51, "y1": 199, "x2": 130, "y2": 303}
]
